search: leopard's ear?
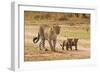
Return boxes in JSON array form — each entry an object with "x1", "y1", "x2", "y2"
[
  {"x1": 74, "y1": 38, "x2": 79, "y2": 41},
  {"x1": 74, "y1": 38, "x2": 79, "y2": 43},
  {"x1": 54, "y1": 25, "x2": 60, "y2": 34}
]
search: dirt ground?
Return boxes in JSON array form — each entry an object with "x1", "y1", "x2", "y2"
[{"x1": 24, "y1": 25, "x2": 90, "y2": 61}]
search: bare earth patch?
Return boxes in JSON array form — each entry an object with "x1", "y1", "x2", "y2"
[{"x1": 24, "y1": 48, "x2": 90, "y2": 61}]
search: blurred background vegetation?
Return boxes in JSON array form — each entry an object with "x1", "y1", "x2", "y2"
[{"x1": 24, "y1": 11, "x2": 90, "y2": 25}]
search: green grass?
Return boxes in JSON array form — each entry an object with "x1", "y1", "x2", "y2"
[
  {"x1": 60, "y1": 26, "x2": 90, "y2": 39},
  {"x1": 65, "y1": 30, "x2": 90, "y2": 39}
]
